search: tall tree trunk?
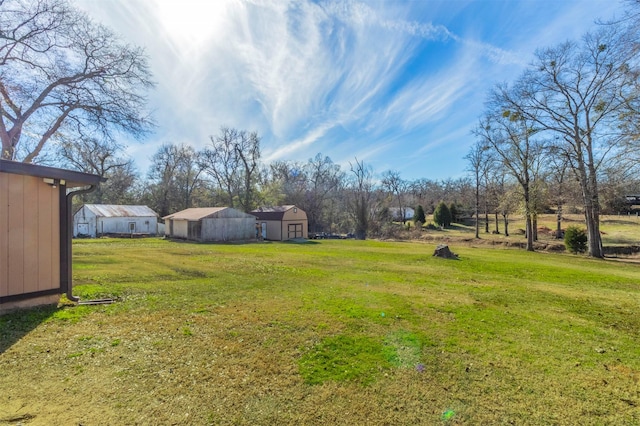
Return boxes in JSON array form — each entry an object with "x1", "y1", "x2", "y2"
[
  {"x1": 556, "y1": 204, "x2": 563, "y2": 239},
  {"x1": 484, "y1": 200, "x2": 489, "y2": 234},
  {"x1": 522, "y1": 186, "x2": 534, "y2": 251},
  {"x1": 525, "y1": 215, "x2": 534, "y2": 251},
  {"x1": 576, "y1": 149, "x2": 604, "y2": 258},
  {"x1": 585, "y1": 207, "x2": 603, "y2": 257},
  {"x1": 583, "y1": 187, "x2": 603, "y2": 258},
  {"x1": 474, "y1": 181, "x2": 480, "y2": 239},
  {"x1": 586, "y1": 154, "x2": 604, "y2": 258},
  {"x1": 503, "y1": 214, "x2": 509, "y2": 237}
]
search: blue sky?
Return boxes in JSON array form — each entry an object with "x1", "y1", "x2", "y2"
[{"x1": 76, "y1": 0, "x2": 626, "y2": 181}]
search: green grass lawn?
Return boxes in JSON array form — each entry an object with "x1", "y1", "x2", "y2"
[{"x1": 1, "y1": 238, "x2": 639, "y2": 425}]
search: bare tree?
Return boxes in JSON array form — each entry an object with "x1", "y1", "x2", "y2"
[
  {"x1": 144, "y1": 143, "x2": 204, "y2": 216},
  {"x1": 381, "y1": 170, "x2": 409, "y2": 224},
  {"x1": 0, "y1": 0, "x2": 153, "y2": 162},
  {"x1": 546, "y1": 153, "x2": 571, "y2": 238},
  {"x1": 465, "y1": 141, "x2": 492, "y2": 239},
  {"x1": 262, "y1": 156, "x2": 344, "y2": 233},
  {"x1": 175, "y1": 145, "x2": 205, "y2": 210},
  {"x1": 302, "y1": 154, "x2": 343, "y2": 233},
  {"x1": 202, "y1": 127, "x2": 261, "y2": 212},
  {"x1": 474, "y1": 105, "x2": 547, "y2": 251},
  {"x1": 498, "y1": 183, "x2": 520, "y2": 237},
  {"x1": 234, "y1": 131, "x2": 261, "y2": 212},
  {"x1": 346, "y1": 158, "x2": 375, "y2": 240},
  {"x1": 58, "y1": 137, "x2": 137, "y2": 204},
  {"x1": 265, "y1": 160, "x2": 306, "y2": 206},
  {"x1": 409, "y1": 178, "x2": 443, "y2": 215},
  {"x1": 145, "y1": 144, "x2": 182, "y2": 217},
  {"x1": 498, "y1": 26, "x2": 639, "y2": 257}
]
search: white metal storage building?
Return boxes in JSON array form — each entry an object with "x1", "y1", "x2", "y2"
[{"x1": 73, "y1": 204, "x2": 159, "y2": 238}]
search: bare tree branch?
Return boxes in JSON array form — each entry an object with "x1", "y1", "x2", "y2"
[{"x1": 0, "y1": 0, "x2": 154, "y2": 162}]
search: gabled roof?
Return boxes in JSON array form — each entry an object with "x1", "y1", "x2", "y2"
[
  {"x1": 164, "y1": 207, "x2": 256, "y2": 221},
  {"x1": 251, "y1": 205, "x2": 300, "y2": 221},
  {"x1": 82, "y1": 204, "x2": 158, "y2": 218},
  {"x1": 0, "y1": 159, "x2": 105, "y2": 187},
  {"x1": 164, "y1": 207, "x2": 225, "y2": 220}
]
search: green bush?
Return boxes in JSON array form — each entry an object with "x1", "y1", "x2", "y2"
[
  {"x1": 413, "y1": 205, "x2": 426, "y2": 224},
  {"x1": 449, "y1": 203, "x2": 459, "y2": 223},
  {"x1": 433, "y1": 201, "x2": 452, "y2": 228},
  {"x1": 564, "y1": 226, "x2": 587, "y2": 253}
]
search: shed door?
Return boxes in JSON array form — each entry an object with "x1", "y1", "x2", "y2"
[
  {"x1": 288, "y1": 223, "x2": 303, "y2": 239},
  {"x1": 261, "y1": 222, "x2": 267, "y2": 239}
]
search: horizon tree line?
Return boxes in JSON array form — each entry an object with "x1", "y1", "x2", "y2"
[{"x1": 2, "y1": 0, "x2": 640, "y2": 248}]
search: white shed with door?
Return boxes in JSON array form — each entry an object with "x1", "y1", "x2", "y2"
[{"x1": 73, "y1": 204, "x2": 159, "y2": 238}]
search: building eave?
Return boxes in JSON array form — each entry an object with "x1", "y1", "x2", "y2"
[{"x1": 0, "y1": 159, "x2": 106, "y2": 187}]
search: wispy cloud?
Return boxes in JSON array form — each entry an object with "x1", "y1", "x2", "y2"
[
  {"x1": 263, "y1": 121, "x2": 335, "y2": 162},
  {"x1": 228, "y1": 0, "x2": 524, "y2": 163},
  {"x1": 76, "y1": 0, "x2": 624, "y2": 180}
]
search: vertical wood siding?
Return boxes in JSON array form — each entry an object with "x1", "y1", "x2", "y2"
[
  {"x1": 0, "y1": 172, "x2": 8, "y2": 298},
  {"x1": 0, "y1": 173, "x2": 60, "y2": 299},
  {"x1": 7, "y1": 174, "x2": 24, "y2": 295}
]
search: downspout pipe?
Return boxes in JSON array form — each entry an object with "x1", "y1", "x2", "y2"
[{"x1": 60, "y1": 184, "x2": 98, "y2": 303}]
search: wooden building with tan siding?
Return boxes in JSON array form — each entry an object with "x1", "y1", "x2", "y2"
[
  {"x1": 0, "y1": 160, "x2": 104, "y2": 313},
  {"x1": 251, "y1": 205, "x2": 308, "y2": 241}
]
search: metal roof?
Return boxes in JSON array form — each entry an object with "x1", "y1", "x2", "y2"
[
  {"x1": 83, "y1": 204, "x2": 158, "y2": 218},
  {"x1": 163, "y1": 207, "x2": 257, "y2": 221},
  {"x1": 164, "y1": 207, "x2": 226, "y2": 220}
]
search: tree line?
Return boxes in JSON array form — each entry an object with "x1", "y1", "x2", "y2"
[
  {"x1": 469, "y1": 3, "x2": 640, "y2": 257},
  {"x1": 59, "y1": 125, "x2": 639, "y2": 243},
  {"x1": 2, "y1": 0, "x2": 640, "y2": 253}
]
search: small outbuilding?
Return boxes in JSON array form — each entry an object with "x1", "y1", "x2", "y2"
[
  {"x1": 73, "y1": 204, "x2": 159, "y2": 238},
  {"x1": 252, "y1": 205, "x2": 308, "y2": 241},
  {"x1": 389, "y1": 207, "x2": 415, "y2": 222},
  {"x1": 163, "y1": 207, "x2": 257, "y2": 242},
  {"x1": 1, "y1": 159, "x2": 104, "y2": 313}
]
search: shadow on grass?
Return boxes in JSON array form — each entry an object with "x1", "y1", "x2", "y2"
[
  {"x1": 283, "y1": 239, "x2": 320, "y2": 245},
  {"x1": 447, "y1": 224, "x2": 472, "y2": 231},
  {"x1": 0, "y1": 305, "x2": 57, "y2": 354},
  {"x1": 164, "y1": 238, "x2": 264, "y2": 245}
]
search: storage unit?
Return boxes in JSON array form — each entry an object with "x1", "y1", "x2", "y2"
[
  {"x1": 0, "y1": 160, "x2": 103, "y2": 313},
  {"x1": 251, "y1": 205, "x2": 308, "y2": 241},
  {"x1": 163, "y1": 207, "x2": 257, "y2": 242},
  {"x1": 73, "y1": 204, "x2": 159, "y2": 238}
]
